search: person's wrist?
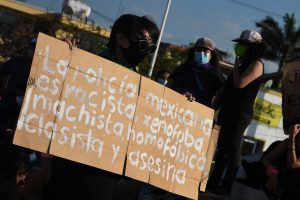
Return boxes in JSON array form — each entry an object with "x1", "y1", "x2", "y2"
[
  {"x1": 288, "y1": 137, "x2": 295, "y2": 142},
  {"x1": 288, "y1": 140, "x2": 295, "y2": 149}
]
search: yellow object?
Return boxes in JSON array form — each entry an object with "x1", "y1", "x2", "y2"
[
  {"x1": 253, "y1": 94, "x2": 282, "y2": 128},
  {"x1": 0, "y1": 0, "x2": 46, "y2": 15}
]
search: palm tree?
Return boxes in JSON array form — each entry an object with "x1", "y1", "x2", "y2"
[{"x1": 256, "y1": 13, "x2": 300, "y2": 89}]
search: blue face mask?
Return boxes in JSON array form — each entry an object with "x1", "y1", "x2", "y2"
[{"x1": 194, "y1": 51, "x2": 210, "y2": 65}]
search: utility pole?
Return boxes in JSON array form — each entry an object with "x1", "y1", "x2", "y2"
[
  {"x1": 116, "y1": 0, "x2": 124, "y2": 19},
  {"x1": 148, "y1": 0, "x2": 172, "y2": 78}
]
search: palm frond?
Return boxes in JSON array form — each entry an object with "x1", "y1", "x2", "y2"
[
  {"x1": 283, "y1": 13, "x2": 297, "y2": 40},
  {"x1": 256, "y1": 13, "x2": 300, "y2": 70},
  {"x1": 256, "y1": 16, "x2": 284, "y2": 52},
  {"x1": 256, "y1": 16, "x2": 284, "y2": 41}
]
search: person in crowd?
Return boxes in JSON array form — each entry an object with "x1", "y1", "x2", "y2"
[
  {"x1": 207, "y1": 29, "x2": 265, "y2": 196},
  {"x1": 0, "y1": 141, "x2": 29, "y2": 200},
  {"x1": 137, "y1": 38, "x2": 224, "y2": 200},
  {"x1": 155, "y1": 68, "x2": 170, "y2": 85},
  {"x1": 101, "y1": 14, "x2": 158, "y2": 72},
  {"x1": 238, "y1": 124, "x2": 300, "y2": 200},
  {"x1": 0, "y1": 38, "x2": 35, "y2": 137},
  {"x1": 48, "y1": 14, "x2": 159, "y2": 200},
  {"x1": 167, "y1": 37, "x2": 225, "y2": 107},
  {"x1": 263, "y1": 124, "x2": 300, "y2": 199}
]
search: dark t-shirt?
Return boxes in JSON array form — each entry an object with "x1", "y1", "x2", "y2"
[
  {"x1": 220, "y1": 58, "x2": 264, "y2": 115},
  {"x1": 0, "y1": 56, "x2": 32, "y2": 129},
  {"x1": 169, "y1": 61, "x2": 225, "y2": 107},
  {"x1": 0, "y1": 175, "x2": 19, "y2": 200},
  {"x1": 0, "y1": 56, "x2": 32, "y2": 98}
]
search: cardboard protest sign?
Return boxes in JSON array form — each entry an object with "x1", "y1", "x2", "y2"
[
  {"x1": 13, "y1": 33, "x2": 215, "y2": 199},
  {"x1": 49, "y1": 47, "x2": 141, "y2": 174},
  {"x1": 125, "y1": 76, "x2": 165, "y2": 182},
  {"x1": 126, "y1": 77, "x2": 214, "y2": 199},
  {"x1": 282, "y1": 61, "x2": 300, "y2": 131},
  {"x1": 14, "y1": 33, "x2": 141, "y2": 174},
  {"x1": 14, "y1": 34, "x2": 71, "y2": 153},
  {"x1": 199, "y1": 125, "x2": 220, "y2": 191}
]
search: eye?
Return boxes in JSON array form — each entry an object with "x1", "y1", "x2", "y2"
[
  {"x1": 203, "y1": 50, "x2": 210, "y2": 56},
  {"x1": 205, "y1": 49, "x2": 211, "y2": 54}
]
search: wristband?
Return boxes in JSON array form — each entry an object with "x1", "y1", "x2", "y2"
[{"x1": 266, "y1": 166, "x2": 278, "y2": 177}]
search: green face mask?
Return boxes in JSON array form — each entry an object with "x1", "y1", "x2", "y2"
[{"x1": 234, "y1": 43, "x2": 247, "y2": 57}]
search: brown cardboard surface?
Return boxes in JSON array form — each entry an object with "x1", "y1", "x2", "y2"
[
  {"x1": 68, "y1": 48, "x2": 141, "y2": 89},
  {"x1": 13, "y1": 33, "x2": 71, "y2": 153},
  {"x1": 13, "y1": 33, "x2": 216, "y2": 199},
  {"x1": 49, "y1": 41, "x2": 140, "y2": 174},
  {"x1": 282, "y1": 61, "x2": 300, "y2": 130},
  {"x1": 199, "y1": 125, "x2": 220, "y2": 191},
  {"x1": 126, "y1": 77, "x2": 215, "y2": 199},
  {"x1": 126, "y1": 76, "x2": 165, "y2": 182},
  {"x1": 162, "y1": 103, "x2": 212, "y2": 198}
]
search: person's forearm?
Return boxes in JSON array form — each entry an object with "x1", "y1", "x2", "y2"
[{"x1": 287, "y1": 137, "x2": 298, "y2": 168}]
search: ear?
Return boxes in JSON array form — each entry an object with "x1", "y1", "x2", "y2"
[{"x1": 116, "y1": 33, "x2": 129, "y2": 48}]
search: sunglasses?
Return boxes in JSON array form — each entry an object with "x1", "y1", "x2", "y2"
[{"x1": 131, "y1": 39, "x2": 157, "y2": 55}]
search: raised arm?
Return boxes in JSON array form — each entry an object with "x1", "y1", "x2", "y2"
[{"x1": 287, "y1": 124, "x2": 300, "y2": 168}]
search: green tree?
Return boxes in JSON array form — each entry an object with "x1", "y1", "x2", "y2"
[{"x1": 255, "y1": 13, "x2": 300, "y2": 88}]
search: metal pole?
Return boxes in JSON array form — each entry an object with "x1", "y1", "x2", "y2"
[
  {"x1": 116, "y1": 0, "x2": 124, "y2": 19},
  {"x1": 148, "y1": 0, "x2": 172, "y2": 78}
]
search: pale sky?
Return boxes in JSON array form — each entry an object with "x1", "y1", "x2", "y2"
[{"x1": 24, "y1": 0, "x2": 300, "y2": 73}]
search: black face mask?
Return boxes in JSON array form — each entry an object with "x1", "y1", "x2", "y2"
[{"x1": 120, "y1": 38, "x2": 156, "y2": 66}]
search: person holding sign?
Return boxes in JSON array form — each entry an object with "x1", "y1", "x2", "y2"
[
  {"x1": 167, "y1": 37, "x2": 225, "y2": 107},
  {"x1": 48, "y1": 14, "x2": 159, "y2": 200},
  {"x1": 137, "y1": 38, "x2": 224, "y2": 200},
  {"x1": 101, "y1": 14, "x2": 159, "y2": 72},
  {"x1": 207, "y1": 30, "x2": 265, "y2": 196},
  {"x1": 0, "y1": 38, "x2": 35, "y2": 139}
]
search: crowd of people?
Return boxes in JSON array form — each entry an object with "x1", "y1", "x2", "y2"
[{"x1": 0, "y1": 12, "x2": 299, "y2": 200}]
